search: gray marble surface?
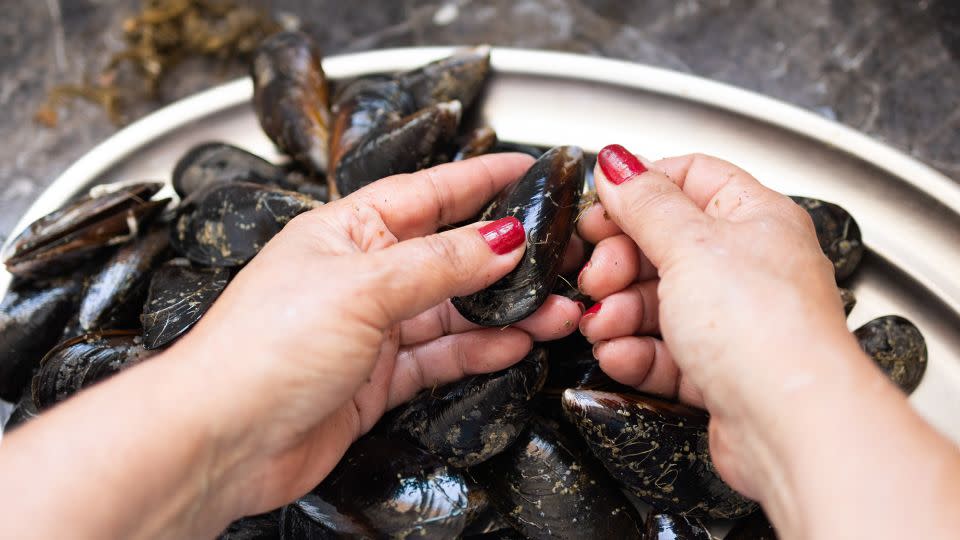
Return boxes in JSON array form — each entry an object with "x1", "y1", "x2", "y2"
[{"x1": 1, "y1": 0, "x2": 958, "y2": 243}]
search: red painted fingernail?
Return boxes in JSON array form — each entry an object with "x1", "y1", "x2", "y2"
[
  {"x1": 479, "y1": 216, "x2": 525, "y2": 254},
  {"x1": 584, "y1": 302, "x2": 602, "y2": 317},
  {"x1": 577, "y1": 261, "x2": 591, "y2": 287},
  {"x1": 598, "y1": 144, "x2": 647, "y2": 185}
]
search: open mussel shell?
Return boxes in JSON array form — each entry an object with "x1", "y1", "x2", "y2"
[
  {"x1": 641, "y1": 512, "x2": 711, "y2": 540},
  {"x1": 398, "y1": 45, "x2": 491, "y2": 110},
  {"x1": 790, "y1": 196, "x2": 864, "y2": 281},
  {"x1": 32, "y1": 330, "x2": 158, "y2": 410},
  {"x1": 854, "y1": 315, "x2": 927, "y2": 394},
  {"x1": 330, "y1": 77, "x2": 414, "y2": 176},
  {"x1": 279, "y1": 493, "x2": 376, "y2": 539},
  {"x1": 140, "y1": 259, "x2": 230, "y2": 350},
  {"x1": 333, "y1": 100, "x2": 462, "y2": 197},
  {"x1": 314, "y1": 433, "x2": 469, "y2": 538},
  {"x1": 562, "y1": 389, "x2": 756, "y2": 519},
  {"x1": 171, "y1": 182, "x2": 319, "y2": 267},
  {"x1": 477, "y1": 416, "x2": 644, "y2": 539},
  {"x1": 0, "y1": 279, "x2": 82, "y2": 402},
  {"x1": 389, "y1": 347, "x2": 548, "y2": 467},
  {"x1": 454, "y1": 126, "x2": 498, "y2": 162},
  {"x1": 172, "y1": 142, "x2": 292, "y2": 199},
  {"x1": 77, "y1": 225, "x2": 171, "y2": 333},
  {"x1": 726, "y1": 510, "x2": 778, "y2": 540},
  {"x1": 217, "y1": 510, "x2": 281, "y2": 540},
  {"x1": 252, "y1": 31, "x2": 331, "y2": 174},
  {"x1": 3, "y1": 182, "x2": 168, "y2": 278},
  {"x1": 453, "y1": 146, "x2": 584, "y2": 326}
]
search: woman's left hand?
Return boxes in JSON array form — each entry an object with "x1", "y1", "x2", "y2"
[{"x1": 171, "y1": 153, "x2": 584, "y2": 518}]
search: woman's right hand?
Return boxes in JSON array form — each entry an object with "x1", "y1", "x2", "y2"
[{"x1": 577, "y1": 147, "x2": 960, "y2": 538}]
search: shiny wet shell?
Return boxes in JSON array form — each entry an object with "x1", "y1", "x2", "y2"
[{"x1": 140, "y1": 259, "x2": 230, "y2": 350}]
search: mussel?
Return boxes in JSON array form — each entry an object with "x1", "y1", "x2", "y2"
[
  {"x1": 389, "y1": 347, "x2": 548, "y2": 467},
  {"x1": 313, "y1": 433, "x2": 469, "y2": 538},
  {"x1": 454, "y1": 126, "x2": 498, "y2": 162},
  {"x1": 3, "y1": 389, "x2": 39, "y2": 432},
  {"x1": 173, "y1": 142, "x2": 291, "y2": 199},
  {"x1": 854, "y1": 315, "x2": 927, "y2": 394},
  {"x1": 279, "y1": 493, "x2": 376, "y2": 539},
  {"x1": 332, "y1": 100, "x2": 462, "y2": 197},
  {"x1": 726, "y1": 510, "x2": 778, "y2": 540},
  {"x1": 77, "y1": 225, "x2": 170, "y2": 333},
  {"x1": 790, "y1": 196, "x2": 864, "y2": 281},
  {"x1": 839, "y1": 287, "x2": 857, "y2": 316},
  {"x1": 3, "y1": 182, "x2": 168, "y2": 277},
  {"x1": 252, "y1": 31, "x2": 331, "y2": 175},
  {"x1": 0, "y1": 279, "x2": 81, "y2": 402},
  {"x1": 397, "y1": 45, "x2": 491, "y2": 110},
  {"x1": 171, "y1": 182, "x2": 320, "y2": 267},
  {"x1": 32, "y1": 330, "x2": 158, "y2": 410},
  {"x1": 478, "y1": 417, "x2": 645, "y2": 539},
  {"x1": 140, "y1": 259, "x2": 230, "y2": 350},
  {"x1": 641, "y1": 512, "x2": 711, "y2": 540},
  {"x1": 453, "y1": 146, "x2": 584, "y2": 326},
  {"x1": 562, "y1": 389, "x2": 756, "y2": 519},
  {"x1": 217, "y1": 510, "x2": 282, "y2": 540}
]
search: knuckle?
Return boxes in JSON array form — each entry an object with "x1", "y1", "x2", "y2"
[{"x1": 422, "y1": 233, "x2": 465, "y2": 271}]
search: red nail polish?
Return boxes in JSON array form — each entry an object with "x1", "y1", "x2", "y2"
[
  {"x1": 479, "y1": 216, "x2": 525, "y2": 254},
  {"x1": 583, "y1": 302, "x2": 602, "y2": 317},
  {"x1": 577, "y1": 261, "x2": 591, "y2": 287},
  {"x1": 598, "y1": 144, "x2": 647, "y2": 185}
]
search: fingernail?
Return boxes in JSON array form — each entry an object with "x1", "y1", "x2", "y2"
[
  {"x1": 592, "y1": 341, "x2": 606, "y2": 359},
  {"x1": 583, "y1": 302, "x2": 602, "y2": 317},
  {"x1": 575, "y1": 301, "x2": 585, "y2": 314},
  {"x1": 577, "y1": 261, "x2": 591, "y2": 287},
  {"x1": 598, "y1": 144, "x2": 647, "y2": 185},
  {"x1": 479, "y1": 216, "x2": 525, "y2": 254}
]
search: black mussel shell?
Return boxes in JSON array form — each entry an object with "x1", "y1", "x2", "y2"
[
  {"x1": 0, "y1": 279, "x2": 82, "y2": 402},
  {"x1": 462, "y1": 478, "x2": 513, "y2": 536},
  {"x1": 398, "y1": 46, "x2": 491, "y2": 111},
  {"x1": 4, "y1": 182, "x2": 168, "y2": 277},
  {"x1": 330, "y1": 77, "x2": 415, "y2": 177},
  {"x1": 478, "y1": 417, "x2": 644, "y2": 539},
  {"x1": 726, "y1": 510, "x2": 778, "y2": 539},
  {"x1": 854, "y1": 315, "x2": 927, "y2": 394},
  {"x1": 32, "y1": 330, "x2": 158, "y2": 410},
  {"x1": 77, "y1": 226, "x2": 171, "y2": 333},
  {"x1": 3, "y1": 388, "x2": 39, "y2": 432},
  {"x1": 389, "y1": 348, "x2": 548, "y2": 467},
  {"x1": 454, "y1": 126, "x2": 498, "y2": 161},
  {"x1": 217, "y1": 510, "x2": 282, "y2": 540},
  {"x1": 464, "y1": 530, "x2": 525, "y2": 539},
  {"x1": 453, "y1": 146, "x2": 584, "y2": 326},
  {"x1": 173, "y1": 142, "x2": 290, "y2": 199},
  {"x1": 171, "y1": 182, "x2": 319, "y2": 267},
  {"x1": 316, "y1": 434, "x2": 469, "y2": 538},
  {"x1": 790, "y1": 196, "x2": 864, "y2": 281},
  {"x1": 333, "y1": 101, "x2": 462, "y2": 197},
  {"x1": 641, "y1": 512, "x2": 711, "y2": 540},
  {"x1": 279, "y1": 161, "x2": 330, "y2": 203},
  {"x1": 839, "y1": 287, "x2": 856, "y2": 316},
  {"x1": 252, "y1": 31, "x2": 331, "y2": 174},
  {"x1": 280, "y1": 493, "x2": 375, "y2": 539},
  {"x1": 140, "y1": 259, "x2": 230, "y2": 350},
  {"x1": 562, "y1": 389, "x2": 756, "y2": 519}
]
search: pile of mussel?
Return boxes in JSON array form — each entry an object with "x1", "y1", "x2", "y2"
[{"x1": 0, "y1": 32, "x2": 929, "y2": 540}]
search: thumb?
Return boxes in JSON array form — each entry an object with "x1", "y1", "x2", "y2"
[
  {"x1": 366, "y1": 216, "x2": 526, "y2": 324},
  {"x1": 594, "y1": 144, "x2": 707, "y2": 268}
]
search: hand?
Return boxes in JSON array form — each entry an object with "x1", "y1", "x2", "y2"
[{"x1": 175, "y1": 153, "x2": 584, "y2": 517}]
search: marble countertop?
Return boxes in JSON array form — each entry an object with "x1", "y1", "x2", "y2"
[{"x1": 1, "y1": 0, "x2": 957, "y2": 242}]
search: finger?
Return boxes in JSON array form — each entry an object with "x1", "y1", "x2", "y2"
[
  {"x1": 578, "y1": 234, "x2": 656, "y2": 300},
  {"x1": 654, "y1": 153, "x2": 791, "y2": 221},
  {"x1": 579, "y1": 279, "x2": 660, "y2": 342},
  {"x1": 399, "y1": 294, "x2": 582, "y2": 345},
  {"x1": 366, "y1": 218, "x2": 526, "y2": 325},
  {"x1": 387, "y1": 328, "x2": 533, "y2": 409},
  {"x1": 560, "y1": 233, "x2": 586, "y2": 275},
  {"x1": 576, "y1": 200, "x2": 623, "y2": 244},
  {"x1": 594, "y1": 145, "x2": 708, "y2": 267},
  {"x1": 345, "y1": 153, "x2": 534, "y2": 240},
  {"x1": 594, "y1": 336, "x2": 702, "y2": 405}
]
